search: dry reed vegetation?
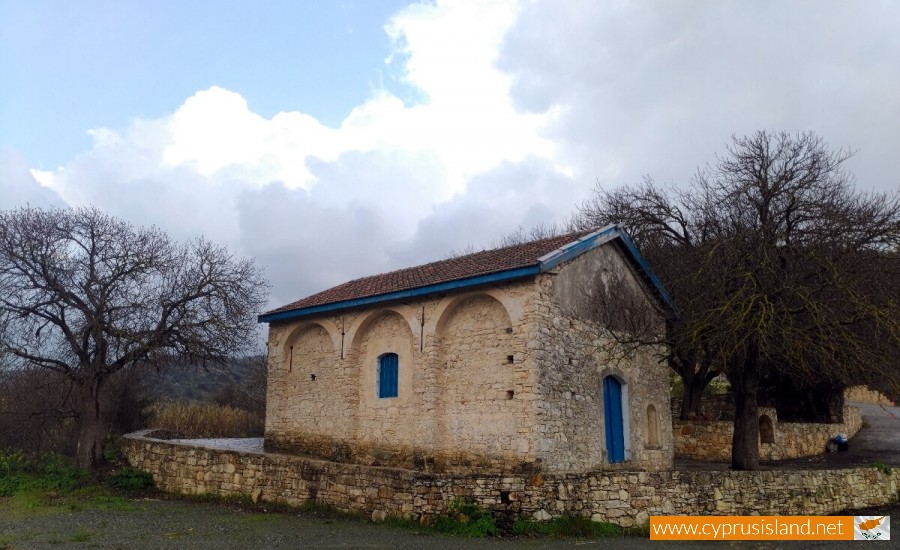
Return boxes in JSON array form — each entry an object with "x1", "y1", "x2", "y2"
[{"x1": 146, "y1": 401, "x2": 264, "y2": 438}]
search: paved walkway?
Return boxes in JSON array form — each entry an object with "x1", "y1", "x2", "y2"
[{"x1": 169, "y1": 437, "x2": 265, "y2": 453}]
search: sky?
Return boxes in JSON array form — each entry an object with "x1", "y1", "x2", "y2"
[{"x1": 1, "y1": 0, "x2": 899, "y2": 313}]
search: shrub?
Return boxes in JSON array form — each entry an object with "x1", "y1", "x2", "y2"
[
  {"x1": 0, "y1": 448, "x2": 28, "y2": 475},
  {"x1": 0, "y1": 366, "x2": 153, "y2": 457},
  {"x1": 38, "y1": 454, "x2": 86, "y2": 491},
  {"x1": 0, "y1": 449, "x2": 29, "y2": 496},
  {"x1": 108, "y1": 467, "x2": 153, "y2": 491},
  {"x1": 431, "y1": 498, "x2": 499, "y2": 537},
  {"x1": 146, "y1": 401, "x2": 264, "y2": 438},
  {"x1": 0, "y1": 451, "x2": 85, "y2": 496}
]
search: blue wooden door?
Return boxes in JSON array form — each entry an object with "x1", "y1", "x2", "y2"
[{"x1": 603, "y1": 376, "x2": 625, "y2": 463}]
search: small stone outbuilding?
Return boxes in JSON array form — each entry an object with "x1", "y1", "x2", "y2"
[{"x1": 258, "y1": 226, "x2": 674, "y2": 474}]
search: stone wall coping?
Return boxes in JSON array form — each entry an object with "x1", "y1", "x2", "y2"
[
  {"x1": 124, "y1": 429, "x2": 888, "y2": 478},
  {"x1": 123, "y1": 434, "x2": 900, "y2": 526}
]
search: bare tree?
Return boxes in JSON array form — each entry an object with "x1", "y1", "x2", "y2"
[
  {"x1": 492, "y1": 222, "x2": 572, "y2": 248},
  {"x1": 578, "y1": 131, "x2": 900, "y2": 470},
  {"x1": 574, "y1": 178, "x2": 723, "y2": 419},
  {"x1": 0, "y1": 207, "x2": 268, "y2": 468}
]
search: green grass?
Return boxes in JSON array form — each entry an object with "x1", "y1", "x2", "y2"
[
  {"x1": 431, "y1": 498, "x2": 499, "y2": 537},
  {"x1": 108, "y1": 466, "x2": 154, "y2": 491},
  {"x1": 68, "y1": 528, "x2": 96, "y2": 542},
  {"x1": 0, "y1": 449, "x2": 146, "y2": 516},
  {"x1": 381, "y1": 498, "x2": 498, "y2": 538},
  {"x1": 869, "y1": 462, "x2": 893, "y2": 475},
  {"x1": 512, "y1": 514, "x2": 623, "y2": 538},
  {"x1": 0, "y1": 449, "x2": 643, "y2": 542}
]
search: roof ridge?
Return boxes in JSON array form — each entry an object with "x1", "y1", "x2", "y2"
[
  {"x1": 260, "y1": 227, "x2": 614, "y2": 321},
  {"x1": 326, "y1": 229, "x2": 589, "y2": 288}
]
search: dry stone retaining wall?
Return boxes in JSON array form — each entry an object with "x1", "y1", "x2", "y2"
[
  {"x1": 845, "y1": 386, "x2": 895, "y2": 406},
  {"x1": 122, "y1": 432, "x2": 898, "y2": 527},
  {"x1": 674, "y1": 406, "x2": 862, "y2": 461}
]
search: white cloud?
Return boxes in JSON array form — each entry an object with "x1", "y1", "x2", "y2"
[
  {"x1": 5, "y1": 0, "x2": 898, "y2": 318},
  {"x1": 498, "y1": 0, "x2": 900, "y2": 191},
  {"x1": 17, "y1": 0, "x2": 572, "y2": 312},
  {"x1": 0, "y1": 148, "x2": 66, "y2": 210}
]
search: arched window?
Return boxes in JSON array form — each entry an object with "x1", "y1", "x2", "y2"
[
  {"x1": 377, "y1": 353, "x2": 399, "y2": 398},
  {"x1": 646, "y1": 405, "x2": 659, "y2": 447}
]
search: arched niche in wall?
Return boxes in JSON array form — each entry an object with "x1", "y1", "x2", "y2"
[
  {"x1": 345, "y1": 305, "x2": 418, "y2": 360},
  {"x1": 646, "y1": 404, "x2": 659, "y2": 448},
  {"x1": 432, "y1": 289, "x2": 517, "y2": 339},
  {"x1": 759, "y1": 414, "x2": 775, "y2": 444},
  {"x1": 284, "y1": 323, "x2": 336, "y2": 370},
  {"x1": 434, "y1": 292, "x2": 516, "y2": 454}
]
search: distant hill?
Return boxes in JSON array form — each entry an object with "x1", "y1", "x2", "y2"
[{"x1": 140, "y1": 356, "x2": 266, "y2": 404}]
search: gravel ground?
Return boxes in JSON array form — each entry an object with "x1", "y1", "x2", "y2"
[
  {"x1": 3, "y1": 496, "x2": 893, "y2": 550},
  {"x1": 4, "y1": 404, "x2": 894, "y2": 549},
  {"x1": 1, "y1": 497, "x2": 659, "y2": 550}
]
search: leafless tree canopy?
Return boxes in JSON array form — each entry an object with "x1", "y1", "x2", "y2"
[
  {"x1": 575, "y1": 176, "x2": 727, "y2": 421},
  {"x1": 0, "y1": 206, "x2": 269, "y2": 467},
  {"x1": 576, "y1": 131, "x2": 900, "y2": 469}
]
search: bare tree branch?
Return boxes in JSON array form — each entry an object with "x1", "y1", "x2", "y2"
[{"x1": 0, "y1": 206, "x2": 269, "y2": 468}]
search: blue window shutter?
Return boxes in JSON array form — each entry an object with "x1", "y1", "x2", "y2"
[{"x1": 378, "y1": 353, "x2": 399, "y2": 398}]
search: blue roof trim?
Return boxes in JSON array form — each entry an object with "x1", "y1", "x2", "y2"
[
  {"x1": 536, "y1": 224, "x2": 674, "y2": 310},
  {"x1": 258, "y1": 265, "x2": 541, "y2": 323},
  {"x1": 537, "y1": 225, "x2": 619, "y2": 270},
  {"x1": 610, "y1": 228, "x2": 676, "y2": 310},
  {"x1": 259, "y1": 224, "x2": 675, "y2": 324}
]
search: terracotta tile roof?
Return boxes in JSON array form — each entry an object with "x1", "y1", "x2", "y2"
[{"x1": 264, "y1": 231, "x2": 590, "y2": 318}]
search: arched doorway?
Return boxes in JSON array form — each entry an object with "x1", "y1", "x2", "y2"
[{"x1": 603, "y1": 375, "x2": 626, "y2": 463}]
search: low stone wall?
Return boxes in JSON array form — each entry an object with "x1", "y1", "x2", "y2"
[
  {"x1": 845, "y1": 386, "x2": 895, "y2": 406},
  {"x1": 674, "y1": 406, "x2": 862, "y2": 461},
  {"x1": 122, "y1": 431, "x2": 898, "y2": 527},
  {"x1": 671, "y1": 393, "x2": 734, "y2": 421}
]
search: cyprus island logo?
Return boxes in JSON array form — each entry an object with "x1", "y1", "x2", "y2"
[{"x1": 854, "y1": 516, "x2": 890, "y2": 540}]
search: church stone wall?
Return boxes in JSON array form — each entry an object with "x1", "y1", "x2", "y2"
[
  {"x1": 263, "y1": 243, "x2": 673, "y2": 474},
  {"x1": 528, "y1": 244, "x2": 674, "y2": 473},
  {"x1": 263, "y1": 282, "x2": 543, "y2": 473}
]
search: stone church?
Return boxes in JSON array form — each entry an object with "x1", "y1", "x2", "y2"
[{"x1": 258, "y1": 226, "x2": 674, "y2": 474}]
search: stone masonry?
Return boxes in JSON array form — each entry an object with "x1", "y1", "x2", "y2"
[
  {"x1": 845, "y1": 386, "x2": 896, "y2": 406},
  {"x1": 123, "y1": 432, "x2": 900, "y2": 527},
  {"x1": 674, "y1": 406, "x2": 863, "y2": 461},
  {"x1": 264, "y1": 241, "x2": 673, "y2": 474}
]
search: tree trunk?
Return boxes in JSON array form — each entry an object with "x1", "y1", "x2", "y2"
[
  {"x1": 729, "y1": 346, "x2": 761, "y2": 471},
  {"x1": 679, "y1": 377, "x2": 707, "y2": 420},
  {"x1": 75, "y1": 381, "x2": 109, "y2": 470}
]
